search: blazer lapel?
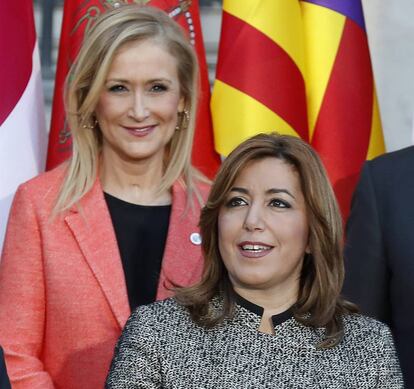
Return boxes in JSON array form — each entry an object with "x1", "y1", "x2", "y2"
[
  {"x1": 156, "y1": 179, "x2": 204, "y2": 300},
  {"x1": 64, "y1": 178, "x2": 130, "y2": 329}
]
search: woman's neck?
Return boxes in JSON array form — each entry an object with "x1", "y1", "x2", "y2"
[{"x1": 99, "y1": 151, "x2": 171, "y2": 206}]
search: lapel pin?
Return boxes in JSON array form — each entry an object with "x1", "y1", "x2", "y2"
[{"x1": 190, "y1": 232, "x2": 202, "y2": 245}]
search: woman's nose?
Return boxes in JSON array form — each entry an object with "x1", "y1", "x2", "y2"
[
  {"x1": 243, "y1": 205, "x2": 265, "y2": 232},
  {"x1": 128, "y1": 92, "x2": 149, "y2": 121}
]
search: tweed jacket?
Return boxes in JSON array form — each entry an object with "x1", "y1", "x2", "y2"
[
  {"x1": 0, "y1": 165, "x2": 209, "y2": 389},
  {"x1": 106, "y1": 298, "x2": 404, "y2": 389}
]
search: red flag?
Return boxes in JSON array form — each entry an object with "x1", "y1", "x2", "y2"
[{"x1": 47, "y1": 0, "x2": 220, "y2": 178}]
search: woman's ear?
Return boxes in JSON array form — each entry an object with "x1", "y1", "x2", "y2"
[{"x1": 178, "y1": 96, "x2": 185, "y2": 112}]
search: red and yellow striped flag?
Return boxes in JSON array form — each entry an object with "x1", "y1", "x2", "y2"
[
  {"x1": 212, "y1": 1, "x2": 308, "y2": 154},
  {"x1": 211, "y1": 0, "x2": 384, "y2": 219},
  {"x1": 302, "y1": 0, "x2": 384, "y2": 218}
]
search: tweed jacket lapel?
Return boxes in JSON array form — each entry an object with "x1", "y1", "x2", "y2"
[{"x1": 64, "y1": 178, "x2": 130, "y2": 329}]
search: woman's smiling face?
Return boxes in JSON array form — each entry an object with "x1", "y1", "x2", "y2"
[
  {"x1": 95, "y1": 38, "x2": 184, "y2": 165},
  {"x1": 218, "y1": 157, "x2": 310, "y2": 298}
]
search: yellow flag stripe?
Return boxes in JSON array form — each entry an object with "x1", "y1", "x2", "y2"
[
  {"x1": 366, "y1": 92, "x2": 386, "y2": 159},
  {"x1": 211, "y1": 80, "x2": 300, "y2": 156},
  {"x1": 300, "y1": 2, "x2": 346, "y2": 140},
  {"x1": 223, "y1": 0, "x2": 306, "y2": 74}
]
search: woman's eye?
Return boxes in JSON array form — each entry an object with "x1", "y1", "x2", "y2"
[
  {"x1": 225, "y1": 197, "x2": 247, "y2": 208},
  {"x1": 108, "y1": 84, "x2": 127, "y2": 93},
  {"x1": 150, "y1": 84, "x2": 168, "y2": 93},
  {"x1": 269, "y1": 199, "x2": 290, "y2": 208}
]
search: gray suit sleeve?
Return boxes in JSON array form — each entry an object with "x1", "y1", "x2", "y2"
[
  {"x1": 106, "y1": 307, "x2": 161, "y2": 389},
  {"x1": 343, "y1": 162, "x2": 391, "y2": 323}
]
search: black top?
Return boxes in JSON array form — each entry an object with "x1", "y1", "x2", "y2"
[
  {"x1": 0, "y1": 347, "x2": 11, "y2": 389},
  {"x1": 104, "y1": 192, "x2": 171, "y2": 311}
]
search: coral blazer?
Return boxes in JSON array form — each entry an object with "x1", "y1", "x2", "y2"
[{"x1": 0, "y1": 166, "x2": 209, "y2": 389}]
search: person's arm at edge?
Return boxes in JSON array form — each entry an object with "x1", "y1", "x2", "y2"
[{"x1": 343, "y1": 162, "x2": 390, "y2": 323}]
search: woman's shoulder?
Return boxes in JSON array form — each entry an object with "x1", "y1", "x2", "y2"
[
  {"x1": 129, "y1": 298, "x2": 190, "y2": 327},
  {"x1": 120, "y1": 298, "x2": 195, "y2": 343},
  {"x1": 10, "y1": 164, "x2": 68, "y2": 212},
  {"x1": 343, "y1": 313, "x2": 390, "y2": 331},
  {"x1": 342, "y1": 313, "x2": 394, "y2": 346},
  {"x1": 17, "y1": 163, "x2": 67, "y2": 197},
  {"x1": 339, "y1": 314, "x2": 403, "y2": 385}
]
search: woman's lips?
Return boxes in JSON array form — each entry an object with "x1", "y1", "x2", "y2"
[
  {"x1": 123, "y1": 125, "x2": 156, "y2": 137},
  {"x1": 237, "y1": 241, "x2": 274, "y2": 258}
]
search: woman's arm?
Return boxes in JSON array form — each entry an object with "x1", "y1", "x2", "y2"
[
  {"x1": 106, "y1": 306, "x2": 161, "y2": 389},
  {"x1": 0, "y1": 185, "x2": 55, "y2": 388},
  {"x1": 375, "y1": 325, "x2": 404, "y2": 388}
]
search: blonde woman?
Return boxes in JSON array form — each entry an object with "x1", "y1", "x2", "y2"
[{"x1": 0, "y1": 5, "x2": 209, "y2": 389}]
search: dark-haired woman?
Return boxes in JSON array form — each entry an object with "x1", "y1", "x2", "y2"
[{"x1": 106, "y1": 133, "x2": 403, "y2": 388}]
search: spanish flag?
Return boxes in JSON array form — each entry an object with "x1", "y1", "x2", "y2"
[{"x1": 212, "y1": 0, "x2": 384, "y2": 219}]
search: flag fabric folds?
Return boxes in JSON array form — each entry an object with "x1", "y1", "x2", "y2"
[
  {"x1": 47, "y1": 0, "x2": 220, "y2": 178},
  {"x1": 0, "y1": 1, "x2": 47, "y2": 250},
  {"x1": 211, "y1": 0, "x2": 384, "y2": 219},
  {"x1": 212, "y1": 1, "x2": 308, "y2": 154},
  {"x1": 302, "y1": 0, "x2": 384, "y2": 218}
]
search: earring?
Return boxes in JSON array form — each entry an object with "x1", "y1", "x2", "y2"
[
  {"x1": 175, "y1": 109, "x2": 190, "y2": 131},
  {"x1": 82, "y1": 118, "x2": 98, "y2": 130}
]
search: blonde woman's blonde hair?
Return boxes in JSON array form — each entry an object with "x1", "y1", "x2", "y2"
[{"x1": 55, "y1": 4, "x2": 205, "y2": 213}]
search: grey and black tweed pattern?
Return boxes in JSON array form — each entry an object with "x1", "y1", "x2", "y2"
[{"x1": 106, "y1": 297, "x2": 404, "y2": 388}]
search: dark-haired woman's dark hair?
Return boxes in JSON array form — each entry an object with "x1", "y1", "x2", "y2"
[{"x1": 175, "y1": 133, "x2": 357, "y2": 348}]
